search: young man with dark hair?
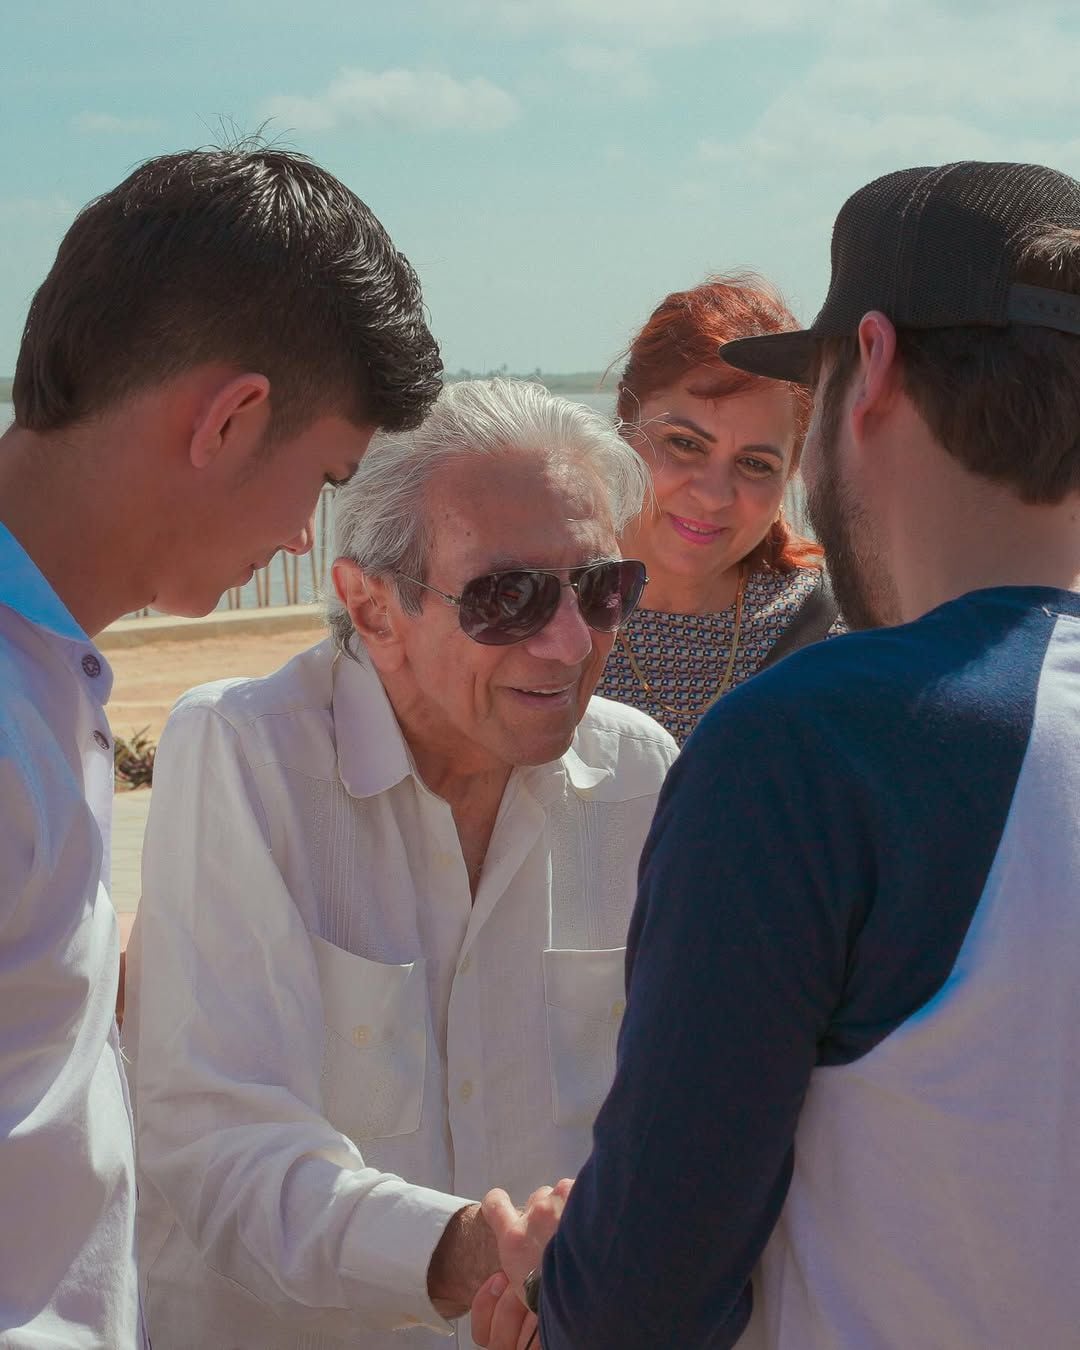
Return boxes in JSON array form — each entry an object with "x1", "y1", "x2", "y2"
[
  {"x1": 473, "y1": 161, "x2": 1080, "y2": 1350},
  {"x1": 0, "y1": 145, "x2": 440, "y2": 1347}
]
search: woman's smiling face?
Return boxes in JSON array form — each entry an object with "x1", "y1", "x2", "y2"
[{"x1": 621, "y1": 366, "x2": 799, "y2": 597}]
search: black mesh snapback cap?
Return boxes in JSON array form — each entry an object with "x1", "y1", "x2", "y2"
[{"x1": 719, "y1": 161, "x2": 1080, "y2": 384}]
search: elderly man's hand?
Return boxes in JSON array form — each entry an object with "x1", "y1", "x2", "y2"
[
  {"x1": 470, "y1": 1178, "x2": 572, "y2": 1347},
  {"x1": 427, "y1": 1202, "x2": 501, "y2": 1317},
  {"x1": 471, "y1": 1273, "x2": 539, "y2": 1350},
  {"x1": 480, "y1": 1177, "x2": 573, "y2": 1295}
]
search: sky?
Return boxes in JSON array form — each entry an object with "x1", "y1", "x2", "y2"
[{"x1": 4, "y1": 0, "x2": 1080, "y2": 378}]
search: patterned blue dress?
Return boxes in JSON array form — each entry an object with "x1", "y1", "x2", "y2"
[{"x1": 598, "y1": 566, "x2": 844, "y2": 744}]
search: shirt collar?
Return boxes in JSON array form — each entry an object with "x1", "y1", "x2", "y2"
[
  {"x1": 331, "y1": 651, "x2": 416, "y2": 799},
  {"x1": 0, "y1": 521, "x2": 113, "y2": 703},
  {"x1": 331, "y1": 649, "x2": 614, "y2": 801},
  {"x1": 560, "y1": 742, "x2": 611, "y2": 793},
  {"x1": 0, "y1": 521, "x2": 87, "y2": 642}
]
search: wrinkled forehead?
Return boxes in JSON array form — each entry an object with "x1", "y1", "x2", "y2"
[{"x1": 425, "y1": 451, "x2": 617, "y2": 577}]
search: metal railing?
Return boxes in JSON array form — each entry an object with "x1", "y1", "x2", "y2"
[
  {"x1": 784, "y1": 478, "x2": 810, "y2": 536},
  {"x1": 126, "y1": 472, "x2": 812, "y2": 620},
  {"x1": 129, "y1": 485, "x2": 336, "y2": 619},
  {"x1": 221, "y1": 484, "x2": 336, "y2": 612}
]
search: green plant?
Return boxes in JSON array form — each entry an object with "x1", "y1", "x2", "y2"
[{"x1": 114, "y1": 727, "x2": 156, "y2": 789}]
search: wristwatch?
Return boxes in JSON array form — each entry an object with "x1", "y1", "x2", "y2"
[{"x1": 523, "y1": 1268, "x2": 541, "y2": 1314}]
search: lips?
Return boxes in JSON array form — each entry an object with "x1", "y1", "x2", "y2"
[
  {"x1": 508, "y1": 683, "x2": 576, "y2": 708},
  {"x1": 669, "y1": 514, "x2": 727, "y2": 546},
  {"x1": 239, "y1": 555, "x2": 275, "y2": 583}
]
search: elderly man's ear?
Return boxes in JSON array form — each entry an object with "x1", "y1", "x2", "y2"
[{"x1": 331, "y1": 560, "x2": 404, "y2": 669}]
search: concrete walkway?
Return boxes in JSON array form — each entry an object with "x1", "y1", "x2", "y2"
[
  {"x1": 101, "y1": 607, "x2": 330, "y2": 947},
  {"x1": 112, "y1": 789, "x2": 150, "y2": 945},
  {"x1": 100, "y1": 603, "x2": 323, "y2": 650}
]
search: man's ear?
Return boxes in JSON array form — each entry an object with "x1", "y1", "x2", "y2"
[
  {"x1": 850, "y1": 311, "x2": 899, "y2": 448},
  {"x1": 189, "y1": 373, "x2": 271, "y2": 470},
  {"x1": 332, "y1": 559, "x2": 405, "y2": 670}
]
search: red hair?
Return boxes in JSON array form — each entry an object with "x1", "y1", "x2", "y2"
[{"x1": 615, "y1": 273, "x2": 822, "y2": 573}]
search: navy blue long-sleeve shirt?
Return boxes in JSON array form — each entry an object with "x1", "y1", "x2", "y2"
[{"x1": 538, "y1": 587, "x2": 1080, "y2": 1349}]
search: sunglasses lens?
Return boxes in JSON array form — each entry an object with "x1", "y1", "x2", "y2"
[
  {"x1": 455, "y1": 561, "x2": 647, "y2": 645},
  {"x1": 576, "y1": 560, "x2": 647, "y2": 632},
  {"x1": 458, "y1": 570, "x2": 562, "y2": 645}
]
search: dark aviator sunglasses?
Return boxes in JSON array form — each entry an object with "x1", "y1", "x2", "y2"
[{"x1": 394, "y1": 559, "x2": 648, "y2": 646}]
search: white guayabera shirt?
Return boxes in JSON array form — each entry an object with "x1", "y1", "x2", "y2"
[
  {"x1": 0, "y1": 523, "x2": 143, "y2": 1348},
  {"x1": 123, "y1": 639, "x2": 677, "y2": 1350}
]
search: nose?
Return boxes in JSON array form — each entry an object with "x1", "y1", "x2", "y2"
[
  {"x1": 282, "y1": 512, "x2": 316, "y2": 557},
  {"x1": 690, "y1": 457, "x2": 737, "y2": 511},
  {"x1": 524, "y1": 582, "x2": 593, "y2": 666}
]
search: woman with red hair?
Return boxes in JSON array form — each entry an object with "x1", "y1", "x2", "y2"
[{"x1": 598, "y1": 273, "x2": 842, "y2": 743}]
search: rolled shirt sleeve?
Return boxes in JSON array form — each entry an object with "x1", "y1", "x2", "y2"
[{"x1": 123, "y1": 695, "x2": 472, "y2": 1338}]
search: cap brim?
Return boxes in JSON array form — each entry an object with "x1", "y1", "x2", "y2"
[{"x1": 719, "y1": 330, "x2": 817, "y2": 385}]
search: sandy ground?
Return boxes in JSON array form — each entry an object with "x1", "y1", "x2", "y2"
[
  {"x1": 108, "y1": 628, "x2": 323, "y2": 742},
  {"x1": 108, "y1": 622, "x2": 327, "y2": 933}
]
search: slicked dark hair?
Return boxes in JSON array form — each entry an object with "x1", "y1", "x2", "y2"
[{"x1": 13, "y1": 145, "x2": 442, "y2": 437}]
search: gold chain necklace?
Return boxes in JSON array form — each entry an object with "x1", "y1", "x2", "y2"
[{"x1": 618, "y1": 565, "x2": 749, "y2": 718}]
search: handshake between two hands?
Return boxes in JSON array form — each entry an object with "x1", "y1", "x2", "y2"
[{"x1": 470, "y1": 1177, "x2": 574, "y2": 1350}]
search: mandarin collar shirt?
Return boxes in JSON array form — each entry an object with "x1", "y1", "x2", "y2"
[
  {"x1": 123, "y1": 638, "x2": 677, "y2": 1350},
  {"x1": 0, "y1": 522, "x2": 143, "y2": 1347}
]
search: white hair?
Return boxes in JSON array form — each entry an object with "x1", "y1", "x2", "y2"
[{"x1": 327, "y1": 377, "x2": 648, "y2": 653}]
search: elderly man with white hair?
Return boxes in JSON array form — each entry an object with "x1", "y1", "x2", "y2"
[{"x1": 122, "y1": 379, "x2": 677, "y2": 1350}]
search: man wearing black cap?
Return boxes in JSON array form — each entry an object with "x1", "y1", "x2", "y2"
[{"x1": 472, "y1": 162, "x2": 1080, "y2": 1350}]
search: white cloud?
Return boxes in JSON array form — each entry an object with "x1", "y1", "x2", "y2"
[
  {"x1": 562, "y1": 44, "x2": 655, "y2": 97},
  {"x1": 263, "y1": 67, "x2": 519, "y2": 134},
  {"x1": 813, "y1": 7, "x2": 1080, "y2": 115},
  {"x1": 695, "y1": 3, "x2": 1080, "y2": 181},
  {"x1": 659, "y1": 1, "x2": 1080, "y2": 326},
  {"x1": 455, "y1": 0, "x2": 1080, "y2": 86},
  {"x1": 72, "y1": 111, "x2": 161, "y2": 134},
  {"x1": 699, "y1": 113, "x2": 1075, "y2": 171},
  {"x1": 459, "y1": 0, "x2": 813, "y2": 45},
  {"x1": 0, "y1": 195, "x2": 76, "y2": 225}
]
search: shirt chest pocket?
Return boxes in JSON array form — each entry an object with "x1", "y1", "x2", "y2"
[
  {"x1": 310, "y1": 934, "x2": 427, "y2": 1142},
  {"x1": 543, "y1": 947, "x2": 626, "y2": 1128}
]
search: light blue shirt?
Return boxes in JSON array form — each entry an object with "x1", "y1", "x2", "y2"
[{"x1": 0, "y1": 521, "x2": 143, "y2": 1347}]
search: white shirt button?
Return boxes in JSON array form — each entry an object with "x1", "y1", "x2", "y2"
[
  {"x1": 459, "y1": 1079, "x2": 474, "y2": 1103},
  {"x1": 458, "y1": 952, "x2": 472, "y2": 976},
  {"x1": 351, "y1": 1025, "x2": 371, "y2": 1047},
  {"x1": 611, "y1": 998, "x2": 626, "y2": 1021}
]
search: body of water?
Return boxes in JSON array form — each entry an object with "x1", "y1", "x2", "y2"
[
  {"x1": 1, "y1": 391, "x2": 809, "y2": 613},
  {"x1": 567, "y1": 390, "x2": 617, "y2": 415},
  {"x1": 0, "y1": 392, "x2": 621, "y2": 615}
]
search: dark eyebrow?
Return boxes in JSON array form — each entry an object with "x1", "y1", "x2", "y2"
[
  {"x1": 482, "y1": 557, "x2": 532, "y2": 572},
  {"x1": 661, "y1": 418, "x2": 785, "y2": 462},
  {"x1": 479, "y1": 553, "x2": 612, "y2": 574},
  {"x1": 659, "y1": 415, "x2": 717, "y2": 443}
]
